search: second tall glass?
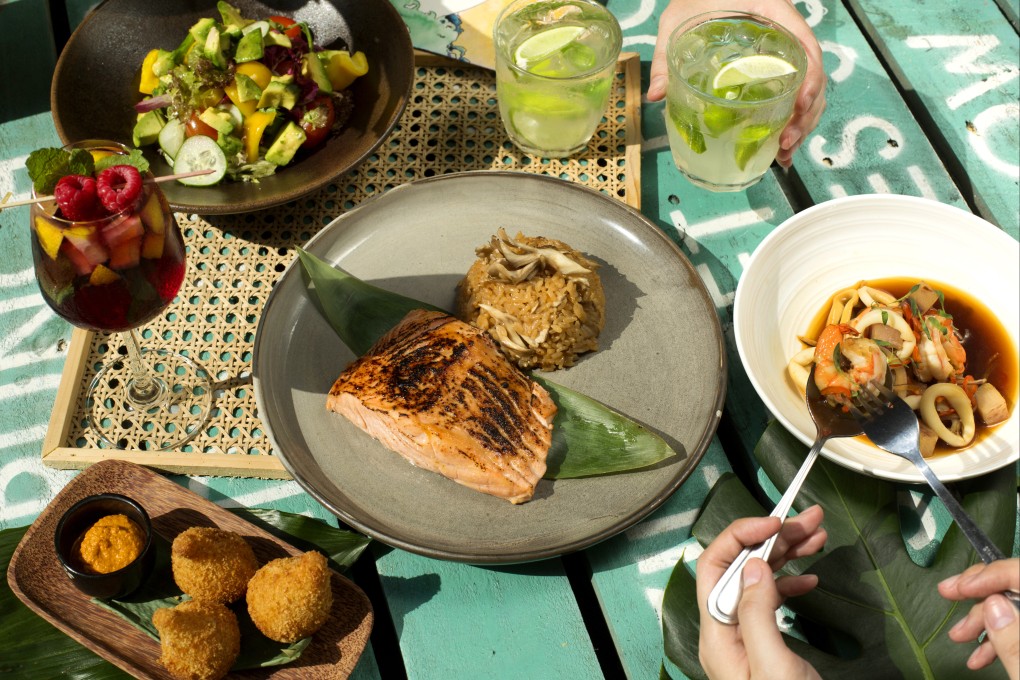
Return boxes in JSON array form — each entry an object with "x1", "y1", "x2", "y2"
[
  {"x1": 665, "y1": 11, "x2": 806, "y2": 191},
  {"x1": 494, "y1": 0, "x2": 622, "y2": 157}
]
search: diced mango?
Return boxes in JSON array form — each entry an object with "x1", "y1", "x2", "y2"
[
  {"x1": 139, "y1": 49, "x2": 161, "y2": 94},
  {"x1": 139, "y1": 191, "x2": 166, "y2": 234},
  {"x1": 142, "y1": 232, "x2": 165, "y2": 259},
  {"x1": 325, "y1": 51, "x2": 368, "y2": 91},
  {"x1": 89, "y1": 264, "x2": 121, "y2": 286},
  {"x1": 34, "y1": 216, "x2": 65, "y2": 260}
]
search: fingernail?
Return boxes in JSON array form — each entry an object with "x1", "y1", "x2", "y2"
[
  {"x1": 782, "y1": 129, "x2": 802, "y2": 151},
  {"x1": 939, "y1": 575, "x2": 959, "y2": 590},
  {"x1": 948, "y1": 617, "x2": 967, "y2": 635},
  {"x1": 649, "y1": 76, "x2": 666, "y2": 95},
  {"x1": 985, "y1": 596, "x2": 1015, "y2": 630},
  {"x1": 743, "y1": 560, "x2": 763, "y2": 587}
]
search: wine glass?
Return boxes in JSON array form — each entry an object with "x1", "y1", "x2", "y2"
[{"x1": 29, "y1": 140, "x2": 210, "y2": 450}]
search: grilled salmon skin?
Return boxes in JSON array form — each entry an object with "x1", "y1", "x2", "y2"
[{"x1": 326, "y1": 309, "x2": 557, "y2": 504}]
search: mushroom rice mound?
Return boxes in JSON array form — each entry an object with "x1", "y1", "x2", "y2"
[{"x1": 456, "y1": 229, "x2": 605, "y2": 371}]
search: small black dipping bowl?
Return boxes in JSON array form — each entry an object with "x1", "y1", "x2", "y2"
[{"x1": 54, "y1": 493, "x2": 154, "y2": 600}]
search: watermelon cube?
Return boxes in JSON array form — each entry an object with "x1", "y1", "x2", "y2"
[
  {"x1": 101, "y1": 214, "x2": 144, "y2": 249},
  {"x1": 61, "y1": 229, "x2": 109, "y2": 276}
]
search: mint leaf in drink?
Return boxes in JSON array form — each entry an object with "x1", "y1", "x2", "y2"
[
  {"x1": 25, "y1": 148, "x2": 70, "y2": 195},
  {"x1": 96, "y1": 149, "x2": 150, "y2": 174},
  {"x1": 67, "y1": 148, "x2": 96, "y2": 177}
]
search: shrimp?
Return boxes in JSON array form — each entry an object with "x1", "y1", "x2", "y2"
[
  {"x1": 813, "y1": 323, "x2": 888, "y2": 402},
  {"x1": 915, "y1": 316, "x2": 966, "y2": 382}
]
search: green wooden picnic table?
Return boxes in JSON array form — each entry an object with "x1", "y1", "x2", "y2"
[{"x1": 1, "y1": 0, "x2": 1017, "y2": 678}]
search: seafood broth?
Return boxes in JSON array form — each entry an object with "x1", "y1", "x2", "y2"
[{"x1": 801, "y1": 276, "x2": 1018, "y2": 456}]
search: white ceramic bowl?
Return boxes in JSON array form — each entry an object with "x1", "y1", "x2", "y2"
[{"x1": 734, "y1": 194, "x2": 1019, "y2": 483}]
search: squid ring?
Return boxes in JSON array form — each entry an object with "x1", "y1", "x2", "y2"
[
  {"x1": 920, "y1": 383, "x2": 976, "y2": 447},
  {"x1": 852, "y1": 308, "x2": 916, "y2": 361}
]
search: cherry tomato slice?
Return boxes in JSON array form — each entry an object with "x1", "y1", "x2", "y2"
[
  {"x1": 268, "y1": 15, "x2": 303, "y2": 41},
  {"x1": 297, "y1": 95, "x2": 336, "y2": 148},
  {"x1": 185, "y1": 112, "x2": 218, "y2": 140}
]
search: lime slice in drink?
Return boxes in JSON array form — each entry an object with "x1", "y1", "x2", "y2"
[
  {"x1": 515, "y1": 25, "x2": 586, "y2": 69},
  {"x1": 712, "y1": 55, "x2": 797, "y2": 91}
]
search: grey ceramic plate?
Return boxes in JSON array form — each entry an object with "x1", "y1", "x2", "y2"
[
  {"x1": 253, "y1": 172, "x2": 725, "y2": 563},
  {"x1": 52, "y1": 0, "x2": 413, "y2": 215}
]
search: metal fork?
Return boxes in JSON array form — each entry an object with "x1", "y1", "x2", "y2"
[{"x1": 851, "y1": 382, "x2": 1020, "y2": 609}]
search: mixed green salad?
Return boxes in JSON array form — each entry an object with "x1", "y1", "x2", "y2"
[{"x1": 133, "y1": 1, "x2": 368, "y2": 186}]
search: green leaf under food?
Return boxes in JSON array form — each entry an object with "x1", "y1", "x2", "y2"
[
  {"x1": 0, "y1": 508, "x2": 369, "y2": 679},
  {"x1": 296, "y1": 249, "x2": 677, "y2": 479},
  {"x1": 534, "y1": 375, "x2": 676, "y2": 479},
  {"x1": 662, "y1": 421, "x2": 1017, "y2": 680}
]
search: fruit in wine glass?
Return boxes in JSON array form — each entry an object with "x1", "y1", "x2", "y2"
[{"x1": 30, "y1": 145, "x2": 185, "y2": 333}]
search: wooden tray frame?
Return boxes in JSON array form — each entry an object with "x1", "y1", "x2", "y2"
[{"x1": 40, "y1": 53, "x2": 643, "y2": 478}]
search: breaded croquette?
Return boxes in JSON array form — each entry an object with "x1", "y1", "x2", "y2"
[
  {"x1": 246, "y1": 550, "x2": 333, "y2": 643},
  {"x1": 171, "y1": 526, "x2": 258, "y2": 604},
  {"x1": 152, "y1": 600, "x2": 240, "y2": 680}
]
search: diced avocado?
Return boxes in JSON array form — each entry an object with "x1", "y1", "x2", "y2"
[
  {"x1": 264, "y1": 30, "x2": 292, "y2": 48},
  {"x1": 216, "y1": 132, "x2": 243, "y2": 158},
  {"x1": 234, "y1": 73, "x2": 263, "y2": 103},
  {"x1": 151, "y1": 49, "x2": 175, "y2": 77},
  {"x1": 257, "y1": 80, "x2": 299, "y2": 110},
  {"x1": 234, "y1": 28, "x2": 264, "y2": 63},
  {"x1": 203, "y1": 25, "x2": 229, "y2": 70},
  {"x1": 188, "y1": 17, "x2": 217, "y2": 44},
  {"x1": 199, "y1": 107, "x2": 235, "y2": 136},
  {"x1": 217, "y1": 1, "x2": 252, "y2": 31},
  {"x1": 170, "y1": 33, "x2": 195, "y2": 66},
  {"x1": 132, "y1": 110, "x2": 165, "y2": 146},
  {"x1": 302, "y1": 52, "x2": 333, "y2": 94},
  {"x1": 265, "y1": 121, "x2": 306, "y2": 166}
]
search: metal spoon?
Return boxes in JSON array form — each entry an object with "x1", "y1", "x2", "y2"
[{"x1": 707, "y1": 364, "x2": 862, "y2": 624}]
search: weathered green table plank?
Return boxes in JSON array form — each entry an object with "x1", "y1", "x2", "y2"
[
  {"x1": 586, "y1": 440, "x2": 730, "y2": 679},
  {"x1": 373, "y1": 547, "x2": 603, "y2": 679},
  {"x1": 0, "y1": 0, "x2": 57, "y2": 122},
  {"x1": 996, "y1": 0, "x2": 1019, "y2": 31},
  {"x1": 788, "y1": 0, "x2": 967, "y2": 215},
  {"x1": 848, "y1": 0, "x2": 1018, "y2": 237}
]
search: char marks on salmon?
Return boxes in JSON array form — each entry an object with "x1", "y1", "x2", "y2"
[{"x1": 326, "y1": 309, "x2": 557, "y2": 503}]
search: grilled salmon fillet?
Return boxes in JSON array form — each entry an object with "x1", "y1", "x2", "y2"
[{"x1": 326, "y1": 309, "x2": 557, "y2": 504}]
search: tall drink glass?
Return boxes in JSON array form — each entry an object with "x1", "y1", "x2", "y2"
[
  {"x1": 665, "y1": 11, "x2": 806, "y2": 191},
  {"x1": 29, "y1": 140, "x2": 210, "y2": 450},
  {"x1": 494, "y1": 0, "x2": 622, "y2": 157}
]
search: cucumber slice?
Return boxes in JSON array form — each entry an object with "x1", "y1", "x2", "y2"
[
  {"x1": 158, "y1": 117, "x2": 186, "y2": 159},
  {"x1": 174, "y1": 135, "x2": 227, "y2": 186}
]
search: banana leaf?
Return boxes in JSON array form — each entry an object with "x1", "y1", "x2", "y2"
[
  {"x1": 661, "y1": 421, "x2": 1017, "y2": 680},
  {"x1": 0, "y1": 508, "x2": 370, "y2": 679},
  {"x1": 297, "y1": 249, "x2": 676, "y2": 479}
]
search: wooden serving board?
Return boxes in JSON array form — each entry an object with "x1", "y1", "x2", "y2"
[{"x1": 6, "y1": 459, "x2": 373, "y2": 679}]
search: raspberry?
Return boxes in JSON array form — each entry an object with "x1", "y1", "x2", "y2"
[
  {"x1": 53, "y1": 175, "x2": 102, "y2": 221},
  {"x1": 96, "y1": 165, "x2": 143, "y2": 213}
]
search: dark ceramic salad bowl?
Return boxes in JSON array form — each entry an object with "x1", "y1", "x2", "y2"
[{"x1": 51, "y1": 0, "x2": 414, "y2": 215}]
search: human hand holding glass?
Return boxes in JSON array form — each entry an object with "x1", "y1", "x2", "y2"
[
  {"x1": 648, "y1": 0, "x2": 825, "y2": 169},
  {"x1": 29, "y1": 140, "x2": 210, "y2": 449}
]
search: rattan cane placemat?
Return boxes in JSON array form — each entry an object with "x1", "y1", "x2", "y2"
[{"x1": 41, "y1": 53, "x2": 643, "y2": 478}]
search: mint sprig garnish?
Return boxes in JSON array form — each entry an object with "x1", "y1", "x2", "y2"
[{"x1": 26, "y1": 146, "x2": 150, "y2": 195}]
